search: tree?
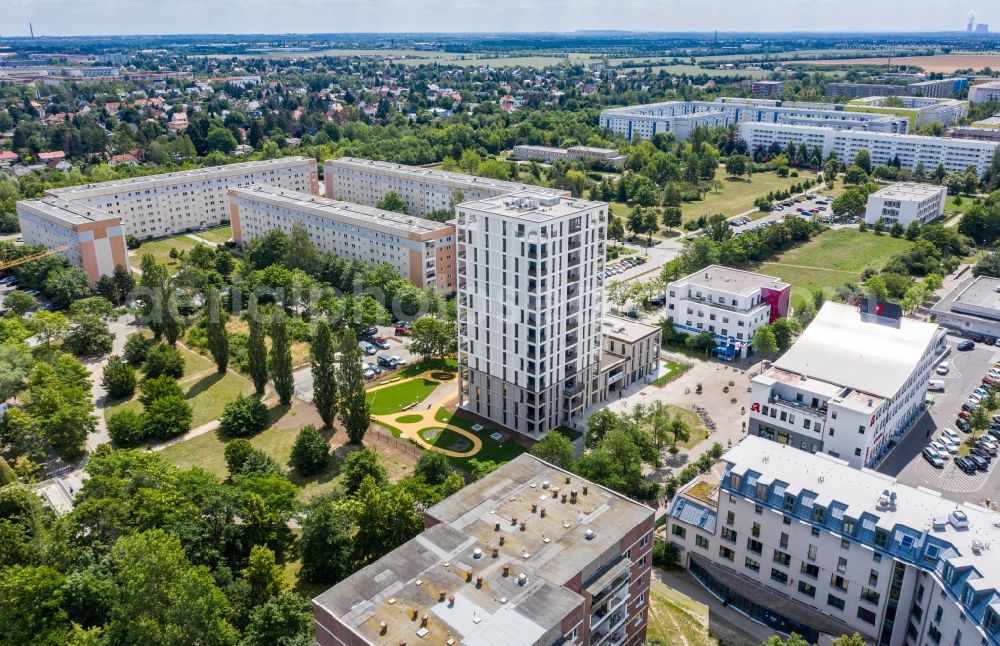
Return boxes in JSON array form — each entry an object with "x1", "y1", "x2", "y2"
[
  {"x1": 290, "y1": 424, "x2": 330, "y2": 476},
  {"x1": 854, "y1": 148, "x2": 872, "y2": 174},
  {"x1": 607, "y1": 214, "x2": 625, "y2": 243},
  {"x1": 142, "y1": 395, "x2": 193, "y2": 440},
  {"x1": 770, "y1": 318, "x2": 796, "y2": 352},
  {"x1": 244, "y1": 229, "x2": 291, "y2": 271},
  {"x1": 223, "y1": 439, "x2": 255, "y2": 476},
  {"x1": 30, "y1": 310, "x2": 68, "y2": 347},
  {"x1": 138, "y1": 375, "x2": 183, "y2": 408},
  {"x1": 107, "y1": 409, "x2": 146, "y2": 446},
  {"x1": 340, "y1": 448, "x2": 388, "y2": 494},
  {"x1": 752, "y1": 325, "x2": 779, "y2": 359},
  {"x1": 247, "y1": 315, "x2": 268, "y2": 395},
  {"x1": 64, "y1": 315, "x2": 114, "y2": 356},
  {"x1": 310, "y1": 320, "x2": 338, "y2": 428},
  {"x1": 531, "y1": 432, "x2": 576, "y2": 468},
  {"x1": 0, "y1": 565, "x2": 72, "y2": 646},
  {"x1": 662, "y1": 206, "x2": 683, "y2": 232},
  {"x1": 762, "y1": 634, "x2": 814, "y2": 646},
  {"x1": 219, "y1": 393, "x2": 268, "y2": 438},
  {"x1": 414, "y1": 450, "x2": 453, "y2": 486},
  {"x1": 240, "y1": 592, "x2": 313, "y2": 646},
  {"x1": 866, "y1": 274, "x2": 889, "y2": 301},
  {"x1": 123, "y1": 332, "x2": 153, "y2": 364},
  {"x1": 725, "y1": 155, "x2": 747, "y2": 179},
  {"x1": 970, "y1": 401, "x2": 991, "y2": 439},
  {"x1": 375, "y1": 191, "x2": 407, "y2": 214},
  {"x1": 299, "y1": 500, "x2": 356, "y2": 584},
  {"x1": 269, "y1": 310, "x2": 294, "y2": 405},
  {"x1": 101, "y1": 355, "x2": 137, "y2": 399},
  {"x1": 143, "y1": 342, "x2": 184, "y2": 379},
  {"x1": 0, "y1": 344, "x2": 32, "y2": 401},
  {"x1": 3, "y1": 290, "x2": 36, "y2": 315},
  {"x1": 832, "y1": 634, "x2": 866, "y2": 646},
  {"x1": 43, "y1": 267, "x2": 91, "y2": 309},
  {"x1": 206, "y1": 309, "x2": 229, "y2": 374},
  {"x1": 241, "y1": 544, "x2": 284, "y2": 605},
  {"x1": 69, "y1": 296, "x2": 115, "y2": 321},
  {"x1": 107, "y1": 529, "x2": 238, "y2": 646},
  {"x1": 338, "y1": 332, "x2": 371, "y2": 444},
  {"x1": 138, "y1": 255, "x2": 182, "y2": 344},
  {"x1": 409, "y1": 316, "x2": 455, "y2": 359}
]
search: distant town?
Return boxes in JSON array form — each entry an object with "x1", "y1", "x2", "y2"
[{"x1": 3, "y1": 24, "x2": 1000, "y2": 646}]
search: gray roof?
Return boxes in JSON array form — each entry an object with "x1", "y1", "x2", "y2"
[
  {"x1": 773, "y1": 302, "x2": 940, "y2": 399},
  {"x1": 670, "y1": 264, "x2": 787, "y2": 297}
]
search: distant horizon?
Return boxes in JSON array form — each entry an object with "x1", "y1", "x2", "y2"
[{"x1": 1, "y1": 0, "x2": 998, "y2": 39}]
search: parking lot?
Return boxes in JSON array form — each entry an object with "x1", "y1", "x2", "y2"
[
  {"x1": 878, "y1": 337, "x2": 1000, "y2": 506},
  {"x1": 293, "y1": 324, "x2": 421, "y2": 402},
  {"x1": 729, "y1": 194, "x2": 840, "y2": 235}
]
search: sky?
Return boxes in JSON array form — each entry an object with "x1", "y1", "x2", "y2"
[{"x1": 1, "y1": 0, "x2": 998, "y2": 37}]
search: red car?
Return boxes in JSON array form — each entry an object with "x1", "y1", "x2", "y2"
[
  {"x1": 959, "y1": 410, "x2": 971, "y2": 419},
  {"x1": 373, "y1": 337, "x2": 391, "y2": 350},
  {"x1": 985, "y1": 376, "x2": 995, "y2": 386}
]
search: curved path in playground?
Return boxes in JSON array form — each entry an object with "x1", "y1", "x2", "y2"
[{"x1": 369, "y1": 370, "x2": 481, "y2": 458}]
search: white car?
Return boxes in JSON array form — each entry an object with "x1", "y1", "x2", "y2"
[
  {"x1": 930, "y1": 440, "x2": 955, "y2": 456},
  {"x1": 942, "y1": 428, "x2": 961, "y2": 444},
  {"x1": 936, "y1": 362, "x2": 950, "y2": 375},
  {"x1": 391, "y1": 355, "x2": 407, "y2": 366}
]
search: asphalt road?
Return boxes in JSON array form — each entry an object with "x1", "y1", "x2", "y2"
[{"x1": 877, "y1": 338, "x2": 1000, "y2": 506}]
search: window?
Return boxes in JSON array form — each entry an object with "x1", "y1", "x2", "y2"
[
  {"x1": 747, "y1": 538, "x2": 763, "y2": 554},
  {"x1": 837, "y1": 557, "x2": 848, "y2": 574},
  {"x1": 783, "y1": 515, "x2": 791, "y2": 525},
  {"x1": 859, "y1": 425, "x2": 866, "y2": 434},
  {"x1": 798, "y1": 581, "x2": 817, "y2": 597},
  {"x1": 857, "y1": 607, "x2": 877, "y2": 625},
  {"x1": 869, "y1": 570, "x2": 879, "y2": 586},
  {"x1": 854, "y1": 448, "x2": 862, "y2": 457},
  {"x1": 801, "y1": 562, "x2": 820, "y2": 578},
  {"x1": 841, "y1": 539, "x2": 851, "y2": 550},
  {"x1": 719, "y1": 546, "x2": 735, "y2": 561},
  {"x1": 745, "y1": 557, "x2": 761, "y2": 572},
  {"x1": 696, "y1": 535, "x2": 709, "y2": 549},
  {"x1": 784, "y1": 494, "x2": 796, "y2": 511},
  {"x1": 752, "y1": 522, "x2": 761, "y2": 538},
  {"x1": 773, "y1": 550, "x2": 791, "y2": 566},
  {"x1": 672, "y1": 525, "x2": 686, "y2": 538},
  {"x1": 780, "y1": 533, "x2": 789, "y2": 549},
  {"x1": 861, "y1": 588, "x2": 881, "y2": 605},
  {"x1": 811, "y1": 527, "x2": 820, "y2": 537},
  {"x1": 873, "y1": 553, "x2": 882, "y2": 564},
  {"x1": 844, "y1": 518, "x2": 856, "y2": 534},
  {"x1": 726, "y1": 511, "x2": 735, "y2": 526},
  {"x1": 935, "y1": 606, "x2": 944, "y2": 623},
  {"x1": 721, "y1": 527, "x2": 738, "y2": 543},
  {"x1": 812, "y1": 506, "x2": 826, "y2": 523},
  {"x1": 828, "y1": 594, "x2": 846, "y2": 611},
  {"x1": 754, "y1": 504, "x2": 763, "y2": 515},
  {"x1": 807, "y1": 544, "x2": 817, "y2": 560},
  {"x1": 770, "y1": 569, "x2": 788, "y2": 585},
  {"x1": 831, "y1": 574, "x2": 849, "y2": 592}
]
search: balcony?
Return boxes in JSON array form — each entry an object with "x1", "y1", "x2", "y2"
[
  {"x1": 567, "y1": 269, "x2": 580, "y2": 283},
  {"x1": 566, "y1": 302, "x2": 579, "y2": 316},
  {"x1": 567, "y1": 253, "x2": 581, "y2": 267},
  {"x1": 568, "y1": 235, "x2": 581, "y2": 250},
  {"x1": 767, "y1": 396, "x2": 828, "y2": 420},
  {"x1": 566, "y1": 317, "x2": 579, "y2": 330},
  {"x1": 567, "y1": 284, "x2": 579, "y2": 299},
  {"x1": 566, "y1": 333, "x2": 578, "y2": 345},
  {"x1": 565, "y1": 363, "x2": 578, "y2": 378},
  {"x1": 527, "y1": 331, "x2": 548, "y2": 343},
  {"x1": 569, "y1": 220, "x2": 582, "y2": 234},
  {"x1": 564, "y1": 381, "x2": 584, "y2": 397},
  {"x1": 527, "y1": 347, "x2": 547, "y2": 360}
]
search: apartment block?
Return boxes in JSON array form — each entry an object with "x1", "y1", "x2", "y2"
[
  {"x1": 749, "y1": 301, "x2": 944, "y2": 469},
  {"x1": 598, "y1": 316, "x2": 662, "y2": 398},
  {"x1": 45, "y1": 156, "x2": 318, "y2": 239},
  {"x1": 16, "y1": 197, "x2": 129, "y2": 284},
  {"x1": 668, "y1": 436, "x2": 1000, "y2": 646},
  {"x1": 664, "y1": 265, "x2": 790, "y2": 357},
  {"x1": 738, "y1": 122, "x2": 1000, "y2": 176},
  {"x1": 228, "y1": 184, "x2": 456, "y2": 294},
  {"x1": 864, "y1": 182, "x2": 947, "y2": 226},
  {"x1": 826, "y1": 83, "x2": 907, "y2": 98},
  {"x1": 970, "y1": 81, "x2": 1000, "y2": 104},
  {"x1": 324, "y1": 157, "x2": 567, "y2": 218},
  {"x1": 313, "y1": 453, "x2": 655, "y2": 646},
  {"x1": 512, "y1": 145, "x2": 627, "y2": 168},
  {"x1": 456, "y1": 191, "x2": 607, "y2": 436},
  {"x1": 846, "y1": 97, "x2": 969, "y2": 128},
  {"x1": 752, "y1": 80, "x2": 785, "y2": 98},
  {"x1": 907, "y1": 78, "x2": 965, "y2": 98},
  {"x1": 599, "y1": 100, "x2": 909, "y2": 142}
]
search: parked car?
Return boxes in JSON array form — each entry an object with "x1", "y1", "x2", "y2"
[
  {"x1": 362, "y1": 326, "x2": 379, "y2": 337},
  {"x1": 974, "y1": 441, "x2": 997, "y2": 457},
  {"x1": 968, "y1": 454, "x2": 990, "y2": 471},
  {"x1": 362, "y1": 367, "x2": 376, "y2": 380},
  {"x1": 958, "y1": 340, "x2": 976, "y2": 351},
  {"x1": 366, "y1": 363, "x2": 383, "y2": 375},
  {"x1": 934, "y1": 361, "x2": 950, "y2": 375},
  {"x1": 942, "y1": 428, "x2": 961, "y2": 443},
  {"x1": 930, "y1": 440, "x2": 956, "y2": 456},
  {"x1": 390, "y1": 355, "x2": 407, "y2": 366},
  {"x1": 373, "y1": 337, "x2": 391, "y2": 350},
  {"x1": 959, "y1": 410, "x2": 971, "y2": 419},
  {"x1": 358, "y1": 341, "x2": 377, "y2": 355},
  {"x1": 923, "y1": 447, "x2": 945, "y2": 468},
  {"x1": 989, "y1": 428, "x2": 1000, "y2": 441},
  {"x1": 377, "y1": 354, "x2": 397, "y2": 369},
  {"x1": 957, "y1": 419, "x2": 972, "y2": 433},
  {"x1": 649, "y1": 295, "x2": 666, "y2": 307},
  {"x1": 970, "y1": 447, "x2": 993, "y2": 463},
  {"x1": 955, "y1": 457, "x2": 978, "y2": 474}
]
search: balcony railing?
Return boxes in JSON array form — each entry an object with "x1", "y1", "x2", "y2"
[
  {"x1": 564, "y1": 382, "x2": 583, "y2": 396},
  {"x1": 568, "y1": 236, "x2": 581, "y2": 250}
]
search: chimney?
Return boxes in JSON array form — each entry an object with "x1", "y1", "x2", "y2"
[
  {"x1": 492, "y1": 546, "x2": 499, "y2": 557},
  {"x1": 582, "y1": 485, "x2": 589, "y2": 495},
  {"x1": 570, "y1": 490, "x2": 578, "y2": 504},
  {"x1": 565, "y1": 475, "x2": 571, "y2": 484},
  {"x1": 561, "y1": 493, "x2": 567, "y2": 503},
  {"x1": 502, "y1": 565, "x2": 510, "y2": 576},
  {"x1": 531, "y1": 502, "x2": 538, "y2": 513},
  {"x1": 476, "y1": 575, "x2": 483, "y2": 588},
  {"x1": 494, "y1": 521, "x2": 501, "y2": 531},
  {"x1": 380, "y1": 621, "x2": 388, "y2": 635},
  {"x1": 540, "y1": 507, "x2": 547, "y2": 518},
  {"x1": 499, "y1": 534, "x2": 505, "y2": 545},
  {"x1": 520, "y1": 520, "x2": 527, "y2": 531}
]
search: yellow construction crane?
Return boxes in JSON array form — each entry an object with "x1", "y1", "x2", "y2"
[{"x1": 0, "y1": 246, "x2": 69, "y2": 272}]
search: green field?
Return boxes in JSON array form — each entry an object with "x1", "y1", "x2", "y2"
[
  {"x1": 757, "y1": 228, "x2": 913, "y2": 297},
  {"x1": 945, "y1": 195, "x2": 978, "y2": 215},
  {"x1": 646, "y1": 578, "x2": 718, "y2": 646},
  {"x1": 367, "y1": 378, "x2": 439, "y2": 415},
  {"x1": 197, "y1": 225, "x2": 233, "y2": 244},
  {"x1": 211, "y1": 48, "x2": 601, "y2": 68},
  {"x1": 130, "y1": 234, "x2": 201, "y2": 273},
  {"x1": 681, "y1": 172, "x2": 818, "y2": 223},
  {"x1": 434, "y1": 408, "x2": 527, "y2": 465}
]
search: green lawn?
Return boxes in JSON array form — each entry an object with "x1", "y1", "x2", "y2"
[
  {"x1": 367, "y1": 378, "x2": 439, "y2": 415},
  {"x1": 646, "y1": 578, "x2": 717, "y2": 646},
  {"x1": 945, "y1": 195, "x2": 978, "y2": 215},
  {"x1": 418, "y1": 427, "x2": 475, "y2": 453},
  {"x1": 653, "y1": 360, "x2": 690, "y2": 387},
  {"x1": 681, "y1": 172, "x2": 818, "y2": 223},
  {"x1": 105, "y1": 368, "x2": 253, "y2": 429},
  {"x1": 196, "y1": 225, "x2": 233, "y2": 244},
  {"x1": 131, "y1": 235, "x2": 201, "y2": 274},
  {"x1": 434, "y1": 408, "x2": 527, "y2": 465},
  {"x1": 399, "y1": 357, "x2": 457, "y2": 378},
  {"x1": 756, "y1": 228, "x2": 914, "y2": 298}
]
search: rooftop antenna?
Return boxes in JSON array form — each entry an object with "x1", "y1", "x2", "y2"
[{"x1": 29, "y1": 23, "x2": 34, "y2": 38}]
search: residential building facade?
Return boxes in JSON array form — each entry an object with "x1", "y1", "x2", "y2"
[
  {"x1": 313, "y1": 454, "x2": 655, "y2": 646},
  {"x1": 456, "y1": 191, "x2": 606, "y2": 436},
  {"x1": 748, "y1": 301, "x2": 944, "y2": 468},
  {"x1": 667, "y1": 436, "x2": 1000, "y2": 646},
  {"x1": 864, "y1": 182, "x2": 947, "y2": 226},
  {"x1": 752, "y1": 80, "x2": 785, "y2": 98},
  {"x1": 228, "y1": 184, "x2": 457, "y2": 294},
  {"x1": 44, "y1": 156, "x2": 319, "y2": 239},
  {"x1": 664, "y1": 265, "x2": 791, "y2": 357},
  {"x1": 512, "y1": 145, "x2": 627, "y2": 168},
  {"x1": 970, "y1": 81, "x2": 1000, "y2": 104},
  {"x1": 17, "y1": 197, "x2": 129, "y2": 284},
  {"x1": 826, "y1": 83, "x2": 907, "y2": 98},
  {"x1": 845, "y1": 97, "x2": 969, "y2": 128},
  {"x1": 323, "y1": 157, "x2": 567, "y2": 218},
  {"x1": 597, "y1": 316, "x2": 662, "y2": 400}
]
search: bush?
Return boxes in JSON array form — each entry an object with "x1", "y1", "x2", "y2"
[
  {"x1": 652, "y1": 540, "x2": 681, "y2": 570},
  {"x1": 101, "y1": 356, "x2": 137, "y2": 399},
  {"x1": 143, "y1": 343, "x2": 184, "y2": 379},
  {"x1": 142, "y1": 395, "x2": 193, "y2": 440},
  {"x1": 123, "y1": 332, "x2": 153, "y2": 364},
  {"x1": 219, "y1": 393, "x2": 268, "y2": 438},
  {"x1": 240, "y1": 449, "x2": 284, "y2": 477},
  {"x1": 340, "y1": 448, "x2": 388, "y2": 494},
  {"x1": 138, "y1": 375, "x2": 183, "y2": 408},
  {"x1": 64, "y1": 315, "x2": 114, "y2": 356},
  {"x1": 290, "y1": 425, "x2": 331, "y2": 476},
  {"x1": 414, "y1": 451, "x2": 453, "y2": 486},
  {"x1": 224, "y1": 439, "x2": 255, "y2": 476},
  {"x1": 125, "y1": 235, "x2": 140, "y2": 250},
  {"x1": 107, "y1": 409, "x2": 146, "y2": 446}
]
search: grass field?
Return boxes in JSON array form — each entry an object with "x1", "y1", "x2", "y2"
[
  {"x1": 434, "y1": 408, "x2": 527, "y2": 465},
  {"x1": 131, "y1": 234, "x2": 201, "y2": 273},
  {"x1": 791, "y1": 53, "x2": 1000, "y2": 73},
  {"x1": 757, "y1": 228, "x2": 913, "y2": 298},
  {"x1": 212, "y1": 48, "x2": 602, "y2": 68},
  {"x1": 945, "y1": 195, "x2": 978, "y2": 215},
  {"x1": 197, "y1": 225, "x2": 233, "y2": 244},
  {"x1": 681, "y1": 172, "x2": 818, "y2": 222},
  {"x1": 653, "y1": 360, "x2": 691, "y2": 387},
  {"x1": 646, "y1": 578, "x2": 717, "y2": 646},
  {"x1": 367, "y1": 378, "x2": 439, "y2": 415}
]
